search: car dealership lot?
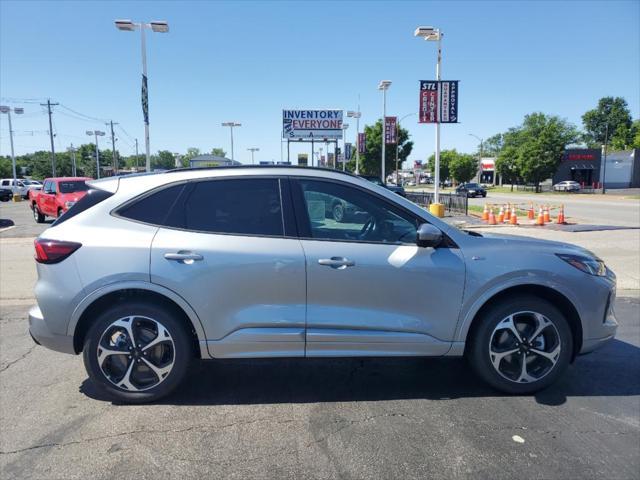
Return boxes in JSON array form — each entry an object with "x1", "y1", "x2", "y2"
[{"x1": 1, "y1": 200, "x2": 639, "y2": 479}]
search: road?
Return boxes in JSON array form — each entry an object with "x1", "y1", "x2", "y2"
[
  {"x1": 1, "y1": 200, "x2": 639, "y2": 479},
  {"x1": 468, "y1": 192, "x2": 640, "y2": 227}
]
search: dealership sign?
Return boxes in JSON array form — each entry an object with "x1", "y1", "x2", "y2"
[
  {"x1": 358, "y1": 133, "x2": 366, "y2": 153},
  {"x1": 419, "y1": 81, "x2": 459, "y2": 124},
  {"x1": 282, "y1": 110, "x2": 344, "y2": 139},
  {"x1": 384, "y1": 116, "x2": 397, "y2": 144}
]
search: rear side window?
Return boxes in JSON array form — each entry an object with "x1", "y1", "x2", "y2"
[
  {"x1": 53, "y1": 188, "x2": 114, "y2": 226},
  {"x1": 59, "y1": 181, "x2": 89, "y2": 193},
  {"x1": 117, "y1": 184, "x2": 185, "y2": 226},
  {"x1": 167, "y1": 178, "x2": 284, "y2": 236}
]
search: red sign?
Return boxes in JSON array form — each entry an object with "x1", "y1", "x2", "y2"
[
  {"x1": 358, "y1": 132, "x2": 366, "y2": 153},
  {"x1": 567, "y1": 153, "x2": 595, "y2": 161},
  {"x1": 419, "y1": 81, "x2": 438, "y2": 123},
  {"x1": 385, "y1": 116, "x2": 397, "y2": 144}
]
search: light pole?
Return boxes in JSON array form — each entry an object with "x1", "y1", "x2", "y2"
[
  {"x1": 222, "y1": 122, "x2": 241, "y2": 161},
  {"x1": 115, "y1": 19, "x2": 169, "y2": 173},
  {"x1": 68, "y1": 144, "x2": 77, "y2": 176},
  {"x1": 602, "y1": 123, "x2": 609, "y2": 195},
  {"x1": 396, "y1": 113, "x2": 417, "y2": 185},
  {"x1": 415, "y1": 26, "x2": 443, "y2": 208},
  {"x1": 86, "y1": 130, "x2": 105, "y2": 178},
  {"x1": 469, "y1": 133, "x2": 483, "y2": 183},
  {"x1": 347, "y1": 108, "x2": 362, "y2": 174},
  {"x1": 0, "y1": 105, "x2": 24, "y2": 183},
  {"x1": 341, "y1": 123, "x2": 349, "y2": 171},
  {"x1": 378, "y1": 80, "x2": 392, "y2": 183},
  {"x1": 248, "y1": 147, "x2": 259, "y2": 164}
]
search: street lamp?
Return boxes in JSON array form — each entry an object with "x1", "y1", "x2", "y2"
[
  {"x1": 221, "y1": 122, "x2": 241, "y2": 161},
  {"x1": 378, "y1": 80, "x2": 392, "y2": 183},
  {"x1": 469, "y1": 133, "x2": 484, "y2": 184},
  {"x1": 396, "y1": 113, "x2": 417, "y2": 184},
  {"x1": 0, "y1": 105, "x2": 24, "y2": 183},
  {"x1": 347, "y1": 109, "x2": 362, "y2": 174},
  {"x1": 341, "y1": 123, "x2": 349, "y2": 171},
  {"x1": 86, "y1": 130, "x2": 106, "y2": 179},
  {"x1": 415, "y1": 25, "x2": 444, "y2": 209},
  {"x1": 115, "y1": 19, "x2": 169, "y2": 173},
  {"x1": 247, "y1": 147, "x2": 259, "y2": 164}
]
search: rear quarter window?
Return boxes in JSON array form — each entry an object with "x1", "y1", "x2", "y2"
[{"x1": 116, "y1": 184, "x2": 186, "y2": 226}]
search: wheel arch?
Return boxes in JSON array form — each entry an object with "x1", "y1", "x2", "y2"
[
  {"x1": 462, "y1": 284, "x2": 583, "y2": 361},
  {"x1": 71, "y1": 283, "x2": 208, "y2": 359}
]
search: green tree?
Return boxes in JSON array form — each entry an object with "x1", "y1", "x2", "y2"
[
  {"x1": 449, "y1": 153, "x2": 478, "y2": 184},
  {"x1": 582, "y1": 97, "x2": 633, "y2": 148},
  {"x1": 351, "y1": 120, "x2": 413, "y2": 179},
  {"x1": 482, "y1": 133, "x2": 504, "y2": 157},
  {"x1": 210, "y1": 147, "x2": 226, "y2": 157},
  {"x1": 0, "y1": 156, "x2": 12, "y2": 178},
  {"x1": 495, "y1": 144, "x2": 520, "y2": 191},
  {"x1": 427, "y1": 149, "x2": 459, "y2": 183},
  {"x1": 152, "y1": 150, "x2": 176, "y2": 170},
  {"x1": 180, "y1": 147, "x2": 201, "y2": 167}
]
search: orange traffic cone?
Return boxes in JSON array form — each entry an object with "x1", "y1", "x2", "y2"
[
  {"x1": 557, "y1": 204, "x2": 565, "y2": 224},
  {"x1": 509, "y1": 207, "x2": 518, "y2": 225},
  {"x1": 482, "y1": 204, "x2": 489, "y2": 221},
  {"x1": 498, "y1": 206, "x2": 505, "y2": 223},
  {"x1": 527, "y1": 203, "x2": 535, "y2": 220},
  {"x1": 488, "y1": 208, "x2": 497, "y2": 225},
  {"x1": 535, "y1": 207, "x2": 545, "y2": 226},
  {"x1": 543, "y1": 205, "x2": 550, "y2": 223},
  {"x1": 504, "y1": 204, "x2": 511, "y2": 221}
]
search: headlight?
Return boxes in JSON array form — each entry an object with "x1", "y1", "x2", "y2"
[
  {"x1": 556, "y1": 253, "x2": 606, "y2": 276},
  {"x1": 64, "y1": 201, "x2": 76, "y2": 209}
]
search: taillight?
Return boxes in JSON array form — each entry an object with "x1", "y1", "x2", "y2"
[{"x1": 34, "y1": 238, "x2": 82, "y2": 264}]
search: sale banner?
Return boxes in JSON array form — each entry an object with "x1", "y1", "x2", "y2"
[
  {"x1": 358, "y1": 132, "x2": 366, "y2": 153},
  {"x1": 385, "y1": 116, "x2": 397, "y2": 144},
  {"x1": 419, "y1": 80, "x2": 459, "y2": 123},
  {"x1": 419, "y1": 81, "x2": 438, "y2": 123}
]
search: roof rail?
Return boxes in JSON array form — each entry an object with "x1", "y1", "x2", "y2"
[{"x1": 167, "y1": 164, "x2": 362, "y2": 179}]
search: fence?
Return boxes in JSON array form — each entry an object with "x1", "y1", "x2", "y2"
[{"x1": 405, "y1": 192, "x2": 468, "y2": 215}]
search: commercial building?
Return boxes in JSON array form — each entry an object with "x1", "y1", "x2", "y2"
[
  {"x1": 553, "y1": 148, "x2": 640, "y2": 189},
  {"x1": 188, "y1": 154, "x2": 242, "y2": 168}
]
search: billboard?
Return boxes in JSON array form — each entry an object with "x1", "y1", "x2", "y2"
[
  {"x1": 282, "y1": 110, "x2": 343, "y2": 139},
  {"x1": 358, "y1": 132, "x2": 366, "y2": 153},
  {"x1": 385, "y1": 116, "x2": 397, "y2": 144},
  {"x1": 298, "y1": 153, "x2": 308, "y2": 166},
  {"x1": 419, "y1": 81, "x2": 459, "y2": 124}
]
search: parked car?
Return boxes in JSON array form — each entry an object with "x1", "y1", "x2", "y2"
[
  {"x1": 0, "y1": 178, "x2": 29, "y2": 198},
  {"x1": 29, "y1": 177, "x2": 91, "y2": 223},
  {"x1": 0, "y1": 187, "x2": 12, "y2": 202},
  {"x1": 553, "y1": 181, "x2": 581, "y2": 192},
  {"x1": 360, "y1": 175, "x2": 407, "y2": 197},
  {"x1": 455, "y1": 182, "x2": 487, "y2": 198},
  {"x1": 29, "y1": 166, "x2": 617, "y2": 403}
]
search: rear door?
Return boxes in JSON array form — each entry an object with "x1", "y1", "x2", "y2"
[
  {"x1": 292, "y1": 177, "x2": 465, "y2": 357},
  {"x1": 148, "y1": 176, "x2": 307, "y2": 358}
]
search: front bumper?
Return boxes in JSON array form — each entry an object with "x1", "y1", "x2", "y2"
[
  {"x1": 578, "y1": 276, "x2": 618, "y2": 355},
  {"x1": 28, "y1": 305, "x2": 75, "y2": 354}
]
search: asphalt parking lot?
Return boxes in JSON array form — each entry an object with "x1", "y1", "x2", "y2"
[{"x1": 1, "y1": 200, "x2": 639, "y2": 479}]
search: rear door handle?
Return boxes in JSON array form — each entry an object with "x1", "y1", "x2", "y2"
[
  {"x1": 318, "y1": 257, "x2": 355, "y2": 269},
  {"x1": 164, "y1": 252, "x2": 203, "y2": 263}
]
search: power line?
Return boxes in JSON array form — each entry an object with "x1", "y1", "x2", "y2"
[{"x1": 58, "y1": 103, "x2": 109, "y2": 123}]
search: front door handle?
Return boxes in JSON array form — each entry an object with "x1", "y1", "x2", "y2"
[
  {"x1": 318, "y1": 257, "x2": 355, "y2": 269},
  {"x1": 164, "y1": 251, "x2": 203, "y2": 263}
]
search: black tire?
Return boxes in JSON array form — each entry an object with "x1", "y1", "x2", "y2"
[
  {"x1": 57, "y1": 208, "x2": 63, "y2": 218},
  {"x1": 482, "y1": 193, "x2": 487, "y2": 198},
  {"x1": 332, "y1": 202, "x2": 345, "y2": 223},
  {"x1": 33, "y1": 204, "x2": 45, "y2": 223},
  {"x1": 467, "y1": 295, "x2": 573, "y2": 394},
  {"x1": 82, "y1": 301, "x2": 193, "y2": 403}
]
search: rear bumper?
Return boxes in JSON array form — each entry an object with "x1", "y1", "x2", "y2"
[{"x1": 28, "y1": 305, "x2": 75, "y2": 354}]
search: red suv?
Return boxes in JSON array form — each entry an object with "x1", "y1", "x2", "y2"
[{"x1": 30, "y1": 177, "x2": 91, "y2": 223}]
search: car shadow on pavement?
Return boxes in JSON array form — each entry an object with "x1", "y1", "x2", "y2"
[{"x1": 79, "y1": 339, "x2": 640, "y2": 406}]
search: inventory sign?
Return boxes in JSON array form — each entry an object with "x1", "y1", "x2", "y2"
[
  {"x1": 384, "y1": 116, "x2": 397, "y2": 144},
  {"x1": 419, "y1": 81, "x2": 459, "y2": 124},
  {"x1": 358, "y1": 133, "x2": 366, "y2": 153},
  {"x1": 282, "y1": 110, "x2": 344, "y2": 139}
]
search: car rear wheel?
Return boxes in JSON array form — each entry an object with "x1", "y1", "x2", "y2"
[
  {"x1": 332, "y1": 203, "x2": 345, "y2": 223},
  {"x1": 468, "y1": 295, "x2": 572, "y2": 394},
  {"x1": 83, "y1": 302, "x2": 193, "y2": 403},
  {"x1": 33, "y1": 205, "x2": 45, "y2": 223}
]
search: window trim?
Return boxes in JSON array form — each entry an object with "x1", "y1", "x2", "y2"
[
  {"x1": 113, "y1": 175, "x2": 291, "y2": 240},
  {"x1": 290, "y1": 176, "x2": 457, "y2": 248}
]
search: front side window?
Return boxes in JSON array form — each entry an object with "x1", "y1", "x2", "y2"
[
  {"x1": 298, "y1": 179, "x2": 418, "y2": 244},
  {"x1": 173, "y1": 178, "x2": 284, "y2": 236}
]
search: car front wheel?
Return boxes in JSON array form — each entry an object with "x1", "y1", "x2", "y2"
[
  {"x1": 468, "y1": 295, "x2": 572, "y2": 394},
  {"x1": 83, "y1": 302, "x2": 193, "y2": 403},
  {"x1": 33, "y1": 205, "x2": 45, "y2": 223}
]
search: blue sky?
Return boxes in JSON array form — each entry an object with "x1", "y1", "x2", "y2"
[{"x1": 1, "y1": 0, "x2": 638, "y2": 167}]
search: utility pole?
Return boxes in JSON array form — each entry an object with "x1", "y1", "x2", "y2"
[
  {"x1": 41, "y1": 99, "x2": 59, "y2": 176},
  {"x1": 108, "y1": 120, "x2": 119, "y2": 175},
  {"x1": 135, "y1": 138, "x2": 139, "y2": 170},
  {"x1": 602, "y1": 123, "x2": 609, "y2": 195},
  {"x1": 69, "y1": 144, "x2": 77, "y2": 176}
]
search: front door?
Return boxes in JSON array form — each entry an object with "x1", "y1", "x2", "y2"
[
  {"x1": 292, "y1": 178, "x2": 465, "y2": 357},
  {"x1": 149, "y1": 177, "x2": 307, "y2": 358}
]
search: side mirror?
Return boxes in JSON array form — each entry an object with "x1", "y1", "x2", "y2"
[{"x1": 416, "y1": 223, "x2": 442, "y2": 248}]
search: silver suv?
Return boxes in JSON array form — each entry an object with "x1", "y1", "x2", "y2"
[{"x1": 29, "y1": 167, "x2": 618, "y2": 403}]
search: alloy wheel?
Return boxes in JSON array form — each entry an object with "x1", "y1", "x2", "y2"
[
  {"x1": 488, "y1": 311, "x2": 561, "y2": 384},
  {"x1": 96, "y1": 315, "x2": 175, "y2": 392}
]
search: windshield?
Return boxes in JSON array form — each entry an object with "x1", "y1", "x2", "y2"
[
  {"x1": 361, "y1": 176, "x2": 384, "y2": 186},
  {"x1": 59, "y1": 181, "x2": 89, "y2": 194}
]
